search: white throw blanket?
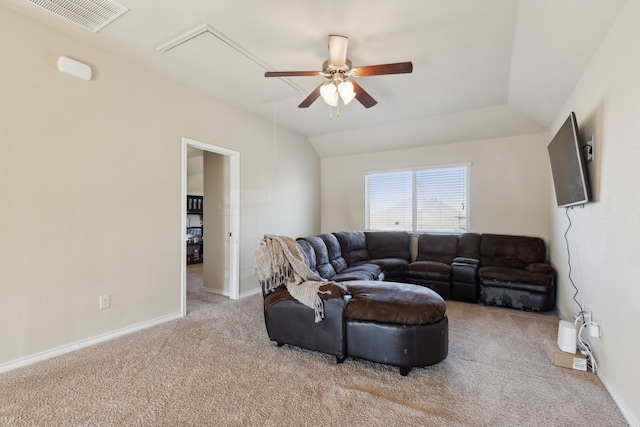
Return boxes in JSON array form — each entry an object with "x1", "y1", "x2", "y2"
[{"x1": 253, "y1": 234, "x2": 331, "y2": 322}]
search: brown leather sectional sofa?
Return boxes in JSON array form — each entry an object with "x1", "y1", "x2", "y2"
[
  {"x1": 259, "y1": 230, "x2": 556, "y2": 375},
  {"x1": 297, "y1": 230, "x2": 557, "y2": 312}
]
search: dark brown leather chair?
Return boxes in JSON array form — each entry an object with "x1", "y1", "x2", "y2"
[{"x1": 478, "y1": 234, "x2": 556, "y2": 311}]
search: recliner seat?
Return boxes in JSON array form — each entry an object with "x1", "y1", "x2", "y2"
[
  {"x1": 405, "y1": 234, "x2": 459, "y2": 298},
  {"x1": 477, "y1": 234, "x2": 556, "y2": 311},
  {"x1": 364, "y1": 231, "x2": 411, "y2": 281}
]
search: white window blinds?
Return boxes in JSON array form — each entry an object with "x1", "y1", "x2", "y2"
[
  {"x1": 367, "y1": 171, "x2": 413, "y2": 230},
  {"x1": 366, "y1": 165, "x2": 469, "y2": 232}
]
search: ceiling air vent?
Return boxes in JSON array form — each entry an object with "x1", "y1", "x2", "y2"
[{"x1": 26, "y1": 0, "x2": 129, "y2": 32}]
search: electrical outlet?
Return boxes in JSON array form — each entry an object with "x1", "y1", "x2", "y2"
[
  {"x1": 99, "y1": 294, "x2": 110, "y2": 310},
  {"x1": 583, "y1": 311, "x2": 592, "y2": 323}
]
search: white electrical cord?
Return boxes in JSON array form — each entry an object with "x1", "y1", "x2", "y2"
[{"x1": 574, "y1": 314, "x2": 599, "y2": 373}]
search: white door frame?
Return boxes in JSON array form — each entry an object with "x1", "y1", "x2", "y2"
[{"x1": 181, "y1": 137, "x2": 240, "y2": 316}]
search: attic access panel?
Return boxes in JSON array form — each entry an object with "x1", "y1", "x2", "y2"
[{"x1": 158, "y1": 25, "x2": 303, "y2": 103}]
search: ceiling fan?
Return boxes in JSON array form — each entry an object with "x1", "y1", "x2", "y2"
[{"x1": 265, "y1": 35, "x2": 413, "y2": 109}]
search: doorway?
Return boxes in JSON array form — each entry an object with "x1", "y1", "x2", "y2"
[{"x1": 181, "y1": 137, "x2": 240, "y2": 316}]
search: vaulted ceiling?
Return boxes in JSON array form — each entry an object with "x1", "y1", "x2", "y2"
[{"x1": 3, "y1": 0, "x2": 627, "y2": 157}]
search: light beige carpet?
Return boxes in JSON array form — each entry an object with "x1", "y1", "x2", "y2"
[{"x1": 0, "y1": 266, "x2": 627, "y2": 426}]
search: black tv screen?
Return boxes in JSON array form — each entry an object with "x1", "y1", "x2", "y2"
[{"x1": 547, "y1": 112, "x2": 591, "y2": 208}]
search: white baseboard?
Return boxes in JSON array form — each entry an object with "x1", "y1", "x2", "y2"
[
  {"x1": 557, "y1": 305, "x2": 639, "y2": 426},
  {"x1": 200, "y1": 286, "x2": 260, "y2": 299},
  {"x1": 0, "y1": 312, "x2": 182, "y2": 375},
  {"x1": 240, "y1": 287, "x2": 261, "y2": 298},
  {"x1": 201, "y1": 286, "x2": 229, "y2": 297},
  {"x1": 598, "y1": 370, "x2": 640, "y2": 427}
]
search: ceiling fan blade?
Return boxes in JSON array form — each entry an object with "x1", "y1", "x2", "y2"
[
  {"x1": 351, "y1": 81, "x2": 377, "y2": 108},
  {"x1": 265, "y1": 71, "x2": 321, "y2": 77},
  {"x1": 328, "y1": 35, "x2": 348, "y2": 67},
  {"x1": 352, "y1": 62, "x2": 413, "y2": 77},
  {"x1": 298, "y1": 84, "x2": 323, "y2": 108}
]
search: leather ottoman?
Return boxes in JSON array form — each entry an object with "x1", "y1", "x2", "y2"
[{"x1": 343, "y1": 280, "x2": 448, "y2": 375}]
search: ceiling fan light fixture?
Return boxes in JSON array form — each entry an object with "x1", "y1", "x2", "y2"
[
  {"x1": 338, "y1": 80, "x2": 355, "y2": 105},
  {"x1": 320, "y1": 81, "x2": 339, "y2": 107},
  {"x1": 265, "y1": 34, "x2": 412, "y2": 111}
]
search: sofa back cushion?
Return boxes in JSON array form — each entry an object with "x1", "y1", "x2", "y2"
[
  {"x1": 364, "y1": 231, "x2": 411, "y2": 261},
  {"x1": 300, "y1": 236, "x2": 336, "y2": 279},
  {"x1": 320, "y1": 233, "x2": 348, "y2": 273},
  {"x1": 333, "y1": 231, "x2": 370, "y2": 266},
  {"x1": 296, "y1": 238, "x2": 318, "y2": 274},
  {"x1": 479, "y1": 234, "x2": 546, "y2": 268},
  {"x1": 457, "y1": 233, "x2": 481, "y2": 259},
  {"x1": 415, "y1": 234, "x2": 458, "y2": 264}
]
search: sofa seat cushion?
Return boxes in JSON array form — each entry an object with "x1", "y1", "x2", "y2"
[
  {"x1": 406, "y1": 261, "x2": 451, "y2": 282},
  {"x1": 332, "y1": 262, "x2": 382, "y2": 282},
  {"x1": 344, "y1": 280, "x2": 446, "y2": 325},
  {"x1": 333, "y1": 272, "x2": 373, "y2": 282},
  {"x1": 481, "y1": 257, "x2": 527, "y2": 269},
  {"x1": 525, "y1": 263, "x2": 555, "y2": 275},
  {"x1": 342, "y1": 263, "x2": 382, "y2": 278},
  {"x1": 369, "y1": 257, "x2": 409, "y2": 272},
  {"x1": 478, "y1": 266, "x2": 552, "y2": 291}
]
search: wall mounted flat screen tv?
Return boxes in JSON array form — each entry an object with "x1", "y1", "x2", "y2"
[{"x1": 547, "y1": 112, "x2": 591, "y2": 208}]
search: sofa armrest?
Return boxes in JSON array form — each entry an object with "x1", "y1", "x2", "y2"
[
  {"x1": 264, "y1": 297, "x2": 347, "y2": 358},
  {"x1": 319, "y1": 281, "x2": 349, "y2": 299},
  {"x1": 453, "y1": 256, "x2": 479, "y2": 266},
  {"x1": 264, "y1": 281, "x2": 347, "y2": 310},
  {"x1": 451, "y1": 258, "x2": 479, "y2": 302},
  {"x1": 452, "y1": 259, "x2": 478, "y2": 284}
]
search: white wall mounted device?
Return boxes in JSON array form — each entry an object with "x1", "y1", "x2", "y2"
[{"x1": 57, "y1": 56, "x2": 92, "y2": 81}]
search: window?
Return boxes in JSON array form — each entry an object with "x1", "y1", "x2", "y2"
[{"x1": 366, "y1": 165, "x2": 469, "y2": 232}]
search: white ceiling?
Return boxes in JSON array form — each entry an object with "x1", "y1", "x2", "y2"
[{"x1": 3, "y1": 0, "x2": 627, "y2": 157}]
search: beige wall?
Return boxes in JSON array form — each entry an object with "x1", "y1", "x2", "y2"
[
  {"x1": 0, "y1": 6, "x2": 320, "y2": 368},
  {"x1": 549, "y1": 1, "x2": 640, "y2": 423},
  {"x1": 321, "y1": 132, "x2": 551, "y2": 240}
]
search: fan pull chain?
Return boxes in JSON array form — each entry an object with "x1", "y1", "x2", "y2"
[{"x1": 328, "y1": 103, "x2": 345, "y2": 120}]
